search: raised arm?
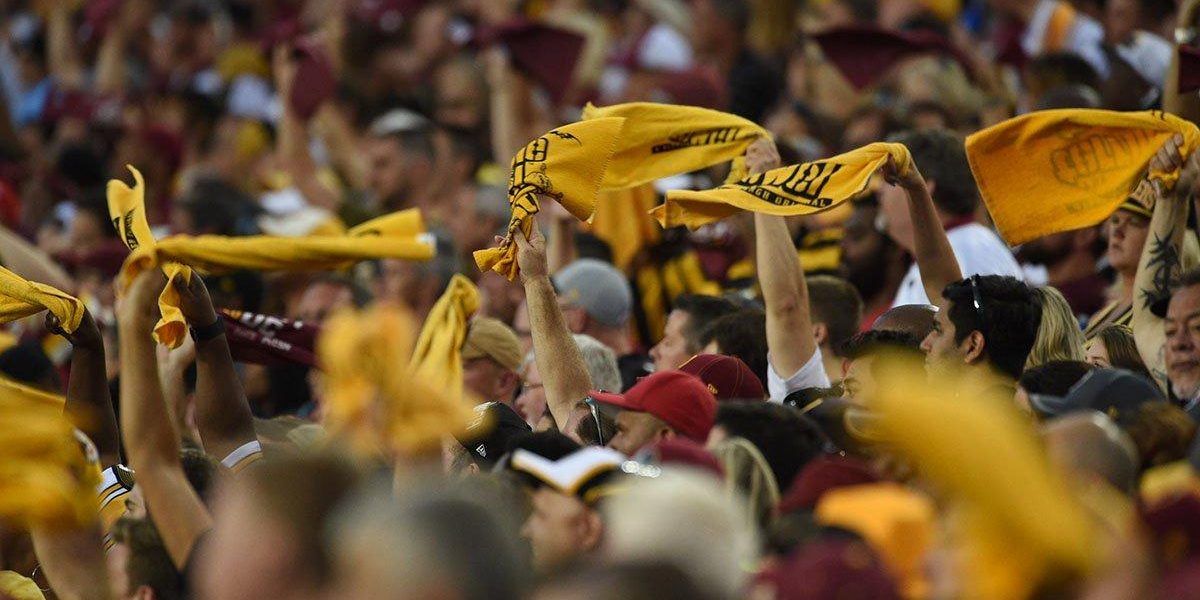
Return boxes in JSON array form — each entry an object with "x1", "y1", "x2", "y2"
[
  {"x1": 273, "y1": 45, "x2": 340, "y2": 211},
  {"x1": 751, "y1": 140, "x2": 816, "y2": 381},
  {"x1": 46, "y1": 310, "x2": 120, "y2": 467},
  {"x1": 118, "y1": 270, "x2": 212, "y2": 568},
  {"x1": 1132, "y1": 136, "x2": 1197, "y2": 391},
  {"x1": 884, "y1": 156, "x2": 962, "y2": 304},
  {"x1": 515, "y1": 219, "x2": 593, "y2": 437},
  {"x1": 173, "y1": 275, "x2": 259, "y2": 465},
  {"x1": 29, "y1": 526, "x2": 112, "y2": 600},
  {"x1": 0, "y1": 224, "x2": 74, "y2": 292}
]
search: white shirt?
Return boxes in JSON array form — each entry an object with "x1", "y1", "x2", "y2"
[
  {"x1": 1021, "y1": 0, "x2": 1108, "y2": 77},
  {"x1": 767, "y1": 347, "x2": 831, "y2": 403},
  {"x1": 891, "y1": 223, "x2": 1025, "y2": 307}
]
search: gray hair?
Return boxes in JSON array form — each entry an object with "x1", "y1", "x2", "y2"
[{"x1": 521, "y1": 335, "x2": 622, "y2": 393}]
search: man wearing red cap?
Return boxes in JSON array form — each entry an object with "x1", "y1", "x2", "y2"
[{"x1": 590, "y1": 371, "x2": 718, "y2": 456}]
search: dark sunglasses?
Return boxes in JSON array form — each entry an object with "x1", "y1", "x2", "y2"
[{"x1": 583, "y1": 396, "x2": 606, "y2": 446}]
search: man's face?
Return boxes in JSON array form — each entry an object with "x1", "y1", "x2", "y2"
[
  {"x1": 1106, "y1": 209, "x2": 1150, "y2": 276},
  {"x1": 435, "y1": 63, "x2": 484, "y2": 130},
  {"x1": 921, "y1": 301, "x2": 967, "y2": 379},
  {"x1": 607, "y1": 410, "x2": 668, "y2": 456},
  {"x1": 515, "y1": 361, "x2": 547, "y2": 425},
  {"x1": 521, "y1": 487, "x2": 596, "y2": 572},
  {"x1": 841, "y1": 355, "x2": 877, "y2": 405},
  {"x1": 463, "y1": 357, "x2": 516, "y2": 404},
  {"x1": 651, "y1": 310, "x2": 693, "y2": 372},
  {"x1": 293, "y1": 282, "x2": 354, "y2": 325},
  {"x1": 365, "y1": 137, "x2": 408, "y2": 206},
  {"x1": 878, "y1": 183, "x2": 915, "y2": 254},
  {"x1": 1166, "y1": 285, "x2": 1200, "y2": 399},
  {"x1": 839, "y1": 204, "x2": 891, "y2": 297}
]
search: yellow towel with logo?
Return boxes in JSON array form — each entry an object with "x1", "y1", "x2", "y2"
[
  {"x1": 474, "y1": 118, "x2": 625, "y2": 280},
  {"x1": 653, "y1": 142, "x2": 911, "y2": 229},
  {"x1": 582, "y1": 102, "x2": 768, "y2": 190},
  {"x1": 318, "y1": 304, "x2": 473, "y2": 458},
  {"x1": 966, "y1": 109, "x2": 1200, "y2": 245},
  {"x1": 110, "y1": 166, "x2": 434, "y2": 348},
  {"x1": 0, "y1": 265, "x2": 83, "y2": 333},
  {"x1": 409, "y1": 274, "x2": 480, "y2": 408}
]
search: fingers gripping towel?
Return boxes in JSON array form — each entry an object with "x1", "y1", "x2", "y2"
[
  {"x1": 966, "y1": 109, "x2": 1200, "y2": 246},
  {"x1": 652, "y1": 142, "x2": 912, "y2": 229},
  {"x1": 474, "y1": 118, "x2": 624, "y2": 280}
]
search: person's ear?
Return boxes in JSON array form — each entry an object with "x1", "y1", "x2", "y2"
[
  {"x1": 960, "y1": 330, "x2": 986, "y2": 364},
  {"x1": 133, "y1": 585, "x2": 157, "y2": 600},
  {"x1": 580, "y1": 509, "x2": 605, "y2": 552},
  {"x1": 812, "y1": 323, "x2": 829, "y2": 346}
]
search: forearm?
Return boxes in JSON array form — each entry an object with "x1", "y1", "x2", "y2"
[
  {"x1": 906, "y1": 185, "x2": 962, "y2": 303},
  {"x1": 194, "y1": 334, "x2": 258, "y2": 461},
  {"x1": 46, "y1": 4, "x2": 85, "y2": 89},
  {"x1": 1133, "y1": 188, "x2": 1186, "y2": 390},
  {"x1": 65, "y1": 347, "x2": 121, "y2": 466},
  {"x1": 755, "y1": 213, "x2": 815, "y2": 375},
  {"x1": 524, "y1": 277, "x2": 592, "y2": 430},
  {"x1": 279, "y1": 110, "x2": 339, "y2": 210},
  {"x1": 118, "y1": 317, "x2": 181, "y2": 470},
  {"x1": 0, "y1": 225, "x2": 74, "y2": 292},
  {"x1": 29, "y1": 526, "x2": 112, "y2": 600},
  {"x1": 94, "y1": 30, "x2": 128, "y2": 97},
  {"x1": 315, "y1": 106, "x2": 369, "y2": 191}
]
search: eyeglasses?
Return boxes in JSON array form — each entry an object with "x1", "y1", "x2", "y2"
[
  {"x1": 969, "y1": 274, "x2": 986, "y2": 324},
  {"x1": 583, "y1": 396, "x2": 606, "y2": 446}
]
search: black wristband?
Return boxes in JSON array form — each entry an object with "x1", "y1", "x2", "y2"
[{"x1": 190, "y1": 317, "x2": 226, "y2": 342}]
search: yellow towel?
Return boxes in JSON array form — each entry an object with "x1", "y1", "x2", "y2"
[
  {"x1": 318, "y1": 303, "x2": 474, "y2": 459},
  {"x1": 0, "y1": 265, "x2": 83, "y2": 333},
  {"x1": 409, "y1": 275, "x2": 480, "y2": 407},
  {"x1": 0, "y1": 383, "x2": 99, "y2": 528},
  {"x1": 581, "y1": 102, "x2": 768, "y2": 190},
  {"x1": 966, "y1": 109, "x2": 1200, "y2": 245},
  {"x1": 588, "y1": 184, "x2": 662, "y2": 272},
  {"x1": 873, "y1": 367, "x2": 1096, "y2": 598},
  {"x1": 108, "y1": 167, "x2": 194, "y2": 347},
  {"x1": 474, "y1": 118, "x2": 625, "y2": 280},
  {"x1": 110, "y1": 166, "x2": 434, "y2": 348},
  {"x1": 652, "y1": 142, "x2": 911, "y2": 229}
]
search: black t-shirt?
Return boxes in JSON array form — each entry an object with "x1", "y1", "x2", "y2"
[{"x1": 618, "y1": 353, "x2": 654, "y2": 391}]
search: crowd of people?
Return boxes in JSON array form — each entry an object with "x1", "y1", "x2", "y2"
[{"x1": 5, "y1": 0, "x2": 1200, "y2": 598}]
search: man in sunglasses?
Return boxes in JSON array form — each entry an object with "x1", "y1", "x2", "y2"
[{"x1": 588, "y1": 371, "x2": 717, "y2": 456}]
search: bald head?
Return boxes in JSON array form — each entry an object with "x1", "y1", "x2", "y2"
[
  {"x1": 872, "y1": 304, "x2": 938, "y2": 340},
  {"x1": 1042, "y1": 412, "x2": 1139, "y2": 495}
]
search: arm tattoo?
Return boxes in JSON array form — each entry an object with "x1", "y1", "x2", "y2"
[{"x1": 1141, "y1": 226, "x2": 1180, "y2": 310}]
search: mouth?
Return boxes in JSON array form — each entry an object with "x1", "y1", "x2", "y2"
[{"x1": 1171, "y1": 360, "x2": 1200, "y2": 372}]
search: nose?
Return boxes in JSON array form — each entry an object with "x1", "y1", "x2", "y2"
[
  {"x1": 1171, "y1": 327, "x2": 1195, "y2": 352},
  {"x1": 920, "y1": 332, "x2": 934, "y2": 354}
]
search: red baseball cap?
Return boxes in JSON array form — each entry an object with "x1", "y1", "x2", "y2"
[
  {"x1": 678, "y1": 354, "x2": 766, "y2": 401},
  {"x1": 590, "y1": 371, "x2": 717, "y2": 443}
]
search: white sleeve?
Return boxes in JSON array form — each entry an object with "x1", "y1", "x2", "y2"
[{"x1": 766, "y1": 347, "x2": 832, "y2": 403}]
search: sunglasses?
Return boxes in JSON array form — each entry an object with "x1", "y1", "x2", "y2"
[
  {"x1": 583, "y1": 396, "x2": 607, "y2": 446},
  {"x1": 969, "y1": 274, "x2": 985, "y2": 325}
]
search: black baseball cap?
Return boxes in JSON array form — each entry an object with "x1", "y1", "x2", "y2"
[
  {"x1": 456, "y1": 402, "x2": 531, "y2": 468},
  {"x1": 1029, "y1": 368, "x2": 1164, "y2": 425}
]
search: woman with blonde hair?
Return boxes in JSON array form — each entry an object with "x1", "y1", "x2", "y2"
[
  {"x1": 710, "y1": 436, "x2": 780, "y2": 533},
  {"x1": 1026, "y1": 286, "x2": 1086, "y2": 370}
]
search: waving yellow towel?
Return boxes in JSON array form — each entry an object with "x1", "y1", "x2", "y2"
[
  {"x1": 0, "y1": 383, "x2": 99, "y2": 528},
  {"x1": 110, "y1": 166, "x2": 434, "y2": 348},
  {"x1": 653, "y1": 142, "x2": 911, "y2": 229},
  {"x1": 582, "y1": 102, "x2": 768, "y2": 190},
  {"x1": 474, "y1": 118, "x2": 624, "y2": 280},
  {"x1": 319, "y1": 303, "x2": 473, "y2": 459},
  {"x1": 873, "y1": 367, "x2": 1096, "y2": 599},
  {"x1": 967, "y1": 109, "x2": 1200, "y2": 245},
  {"x1": 409, "y1": 274, "x2": 480, "y2": 407},
  {"x1": 0, "y1": 265, "x2": 83, "y2": 333}
]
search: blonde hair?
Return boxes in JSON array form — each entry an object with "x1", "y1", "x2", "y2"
[
  {"x1": 711, "y1": 437, "x2": 781, "y2": 533},
  {"x1": 1026, "y1": 287, "x2": 1086, "y2": 370}
]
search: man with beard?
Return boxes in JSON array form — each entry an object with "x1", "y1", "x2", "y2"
[
  {"x1": 1019, "y1": 226, "x2": 1107, "y2": 319},
  {"x1": 839, "y1": 194, "x2": 909, "y2": 331}
]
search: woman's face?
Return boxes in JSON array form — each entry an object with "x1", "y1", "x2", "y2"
[{"x1": 1085, "y1": 339, "x2": 1111, "y2": 368}]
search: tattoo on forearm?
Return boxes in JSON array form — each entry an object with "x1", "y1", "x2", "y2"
[{"x1": 1141, "y1": 226, "x2": 1180, "y2": 310}]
